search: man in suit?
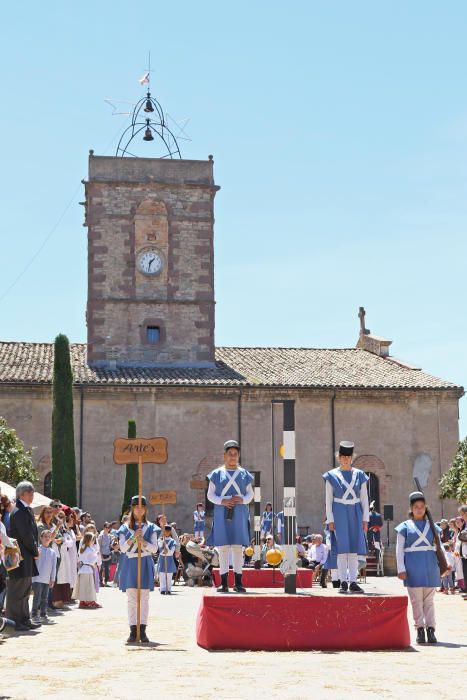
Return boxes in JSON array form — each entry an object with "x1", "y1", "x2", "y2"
[{"x1": 6, "y1": 481, "x2": 41, "y2": 631}]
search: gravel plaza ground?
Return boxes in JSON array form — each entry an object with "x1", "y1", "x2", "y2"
[{"x1": 1, "y1": 576, "x2": 466, "y2": 700}]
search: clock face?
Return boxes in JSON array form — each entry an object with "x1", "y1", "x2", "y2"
[{"x1": 137, "y1": 249, "x2": 163, "y2": 276}]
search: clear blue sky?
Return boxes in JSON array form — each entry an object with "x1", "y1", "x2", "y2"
[{"x1": 0, "y1": 2, "x2": 465, "y2": 435}]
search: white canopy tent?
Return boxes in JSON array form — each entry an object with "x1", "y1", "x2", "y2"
[{"x1": 0, "y1": 480, "x2": 51, "y2": 512}]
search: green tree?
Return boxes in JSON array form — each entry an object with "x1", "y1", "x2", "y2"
[
  {"x1": 121, "y1": 419, "x2": 138, "y2": 516},
  {"x1": 439, "y1": 437, "x2": 467, "y2": 503},
  {"x1": 51, "y1": 334, "x2": 77, "y2": 505},
  {"x1": 0, "y1": 416, "x2": 37, "y2": 485}
]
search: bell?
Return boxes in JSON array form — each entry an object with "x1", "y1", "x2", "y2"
[
  {"x1": 244, "y1": 546, "x2": 254, "y2": 558},
  {"x1": 144, "y1": 98, "x2": 154, "y2": 113},
  {"x1": 265, "y1": 548, "x2": 283, "y2": 567},
  {"x1": 143, "y1": 126, "x2": 154, "y2": 142}
]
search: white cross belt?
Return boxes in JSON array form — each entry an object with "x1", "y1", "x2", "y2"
[
  {"x1": 126, "y1": 550, "x2": 153, "y2": 559},
  {"x1": 220, "y1": 469, "x2": 243, "y2": 498},
  {"x1": 404, "y1": 521, "x2": 435, "y2": 552},
  {"x1": 333, "y1": 469, "x2": 359, "y2": 505},
  {"x1": 334, "y1": 496, "x2": 360, "y2": 505}
]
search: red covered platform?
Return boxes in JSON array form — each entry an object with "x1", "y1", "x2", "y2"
[
  {"x1": 212, "y1": 567, "x2": 313, "y2": 588},
  {"x1": 196, "y1": 592, "x2": 410, "y2": 651}
]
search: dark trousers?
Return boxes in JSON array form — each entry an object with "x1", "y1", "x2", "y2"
[
  {"x1": 100, "y1": 558, "x2": 111, "y2": 584},
  {"x1": 6, "y1": 576, "x2": 32, "y2": 624},
  {"x1": 32, "y1": 582, "x2": 49, "y2": 616},
  {"x1": 310, "y1": 561, "x2": 328, "y2": 586}
]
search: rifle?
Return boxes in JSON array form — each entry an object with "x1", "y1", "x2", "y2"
[{"x1": 413, "y1": 478, "x2": 450, "y2": 577}]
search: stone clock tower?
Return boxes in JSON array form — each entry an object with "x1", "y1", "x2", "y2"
[{"x1": 84, "y1": 153, "x2": 219, "y2": 367}]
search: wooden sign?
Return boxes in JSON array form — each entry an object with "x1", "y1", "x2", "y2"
[
  {"x1": 190, "y1": 479, "x2": 207, "y2": 490},
  {"x1": 149, "y1": 490, "x2": 177, "y2": 506},
  {"x1": 113, "y1": 437, "x2": 168, "y2": 465}
]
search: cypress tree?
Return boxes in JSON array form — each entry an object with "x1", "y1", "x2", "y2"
[
  {"x1": 122, "y1": 419, "x2": 138, "y2": 516},
  {"x1": 51, "y1": 334, "x2": 77, "y2": 505}
]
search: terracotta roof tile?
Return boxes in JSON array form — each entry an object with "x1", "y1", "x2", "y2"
[{"x1": 0, "y1": 342, "x2": 462, "y2": 392}]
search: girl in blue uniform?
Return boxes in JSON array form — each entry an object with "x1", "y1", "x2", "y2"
[
  {"x1": 118, "y1": 496, "x2": 160, "y2": 643},
  {"x1": 323, "y1": 440, "x2": 369, "y2": 594},
  {"x1": 260, "y1": 502, "x2": 274, "y2": 541},
  {"x1": 157, "y1": 525, "x2": 177, "y2": 594},
  {"x1": 206, "y1": 439, "x2": 254, "y2": 593},
  {"x1": 193, "y1": 503, "x2": 205, "y2": 541},
  {"x1": 395, "y1": 491, "x2": 441, "y2": 644}
]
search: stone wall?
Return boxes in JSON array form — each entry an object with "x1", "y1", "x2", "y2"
[{"x1": 0, "y1": 385, "x2": 460, "y2": 545}]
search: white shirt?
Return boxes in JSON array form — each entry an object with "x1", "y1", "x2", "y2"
[
  {"x1": 396, "y1": 533, "x2": 406, "y2": 573},
  {"x1": 308, "y1": 543, "x2": 328, "y2": 565}
]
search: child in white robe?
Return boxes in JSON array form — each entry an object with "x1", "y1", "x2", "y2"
[{"x1": 73, "y1": 533, "x2": 100, "y2": 609}]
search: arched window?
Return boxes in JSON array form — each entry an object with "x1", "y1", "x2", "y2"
[
  {"x1": 365, "y1": 472, "x2": 380, "y2": 512},
  {"x1": 353, "y1": 455, "x2": 387, "y2": 513},
  {"x1": 44, "y1": 472, "x2": 52, "y2": 498}
]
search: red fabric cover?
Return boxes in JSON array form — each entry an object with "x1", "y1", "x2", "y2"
[
  {"x1": 212, "y1": 568, "x2": 313, "y2": 588},
  {"x1": 196, "y1": 593, "x2": 410, "y2": 650}
]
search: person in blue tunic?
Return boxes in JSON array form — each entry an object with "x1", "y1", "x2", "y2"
[
  {"x1": 276, "y1": 511, "x2": 284, "y2": 544},
  {"x1": 323, "y1": 440, "x2": 369, "y2": 594},
  {"x1": 156, "y1": 525, "x2": 177, "y2": 595},
  {"x1": 395, "y1": 491, "x2": 441, "y2": 645},
  {"x1": 118, "y1": 496, "x2": 160, "y2": 643},
  {"x1": 206, "y1": 439, "x2": 254, "y2": 593},
  {"x1": 260, "y1": 502, "x2": 274, "y2": 540},
  {"x1": 193, "y1": 503, "x2": 205, "y2": 541}
]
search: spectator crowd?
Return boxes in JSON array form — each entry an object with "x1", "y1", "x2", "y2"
[{"x1": 1, "y1": 480, "x2": 466, "y2": 640}]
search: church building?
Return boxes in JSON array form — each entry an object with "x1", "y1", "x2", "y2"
[{"x1": 0, "y1": 102, "x2": 463, "y2": 543}]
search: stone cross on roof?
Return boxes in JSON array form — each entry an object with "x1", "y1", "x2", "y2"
[
  {"x1": 356, "y1": 307, "x2": 393, "y2": 357},
  {"x1": 358, "y1": 306, "x2": 370, "y2": 336}
]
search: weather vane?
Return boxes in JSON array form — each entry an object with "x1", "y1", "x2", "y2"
[{"x1": 112, "y1": 54, "x2": 187, "y2": 159}]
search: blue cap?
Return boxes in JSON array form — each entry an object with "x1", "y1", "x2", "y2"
[
  {"x1": 130, "y1": 495, "x2": 147, "y2": 506},
  {"x1": 409, "y1": 491, "x2": 425, "y2": 504},
  {"x1": 224, "y1": 440, "x2": 240, "y2": 452}
]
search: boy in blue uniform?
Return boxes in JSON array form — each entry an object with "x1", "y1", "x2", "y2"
[
  {"x1": 275, "y1": 511, "x2": 284, "y2": 544},
  {"x1": 323, "y1": 441, "x2": 369, "y2": 594},
  {"x1": 206, "y1": 440, "x2": 254, "y2": 593},
  {"x1": 395, "y1": 491, "x2": 442, "y2": 644},
  {"x1": 157, "y1": 525, "x2": 177, "y2": 594}
]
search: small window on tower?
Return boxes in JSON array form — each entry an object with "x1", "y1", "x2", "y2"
[{"x1": 146, "y1": 326, "x2": 161, "y2": 344}]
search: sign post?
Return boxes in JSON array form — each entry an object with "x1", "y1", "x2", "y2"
[{"x1": 113, "y1": 436, "x2": 168, "y2": 643}]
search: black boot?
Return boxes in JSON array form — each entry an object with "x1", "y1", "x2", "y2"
[
  {"x1": 426, "y1": 627, "x2": 437, "y2": 644},
  {"x1": 233, "y1": 573, "x2": 246, "y2": 593},
  {"x1": 140, "y1": 625, "x2": 149, "y2": 643},
  {"x1": 217, "y1": 573, "x2": 229, "y2": 593},
  {"x1": 416, "y1": 627, "x2": 426, "y2": 644},
  {"x1": 127, "y1": 625, "x2": 137, "y2": 643},
  {"x1": 332, "y1": 580, "x2": 341, "y2": 589}
]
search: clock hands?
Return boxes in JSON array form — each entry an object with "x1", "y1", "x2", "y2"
[{"x1": 138, "y1": 251, "x2": 161, "y2": 274}]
